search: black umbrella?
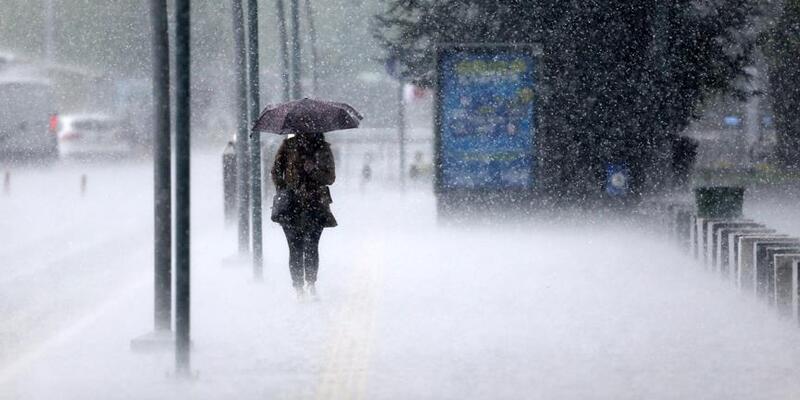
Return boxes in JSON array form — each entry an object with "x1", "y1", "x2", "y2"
[{"x1": 252, "y1": 98, "x2": 363, "y2": 135}]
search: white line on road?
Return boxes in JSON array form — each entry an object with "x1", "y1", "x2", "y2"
[{"x1": 0, "y1": 275, "x2": 149, "y2": 386}]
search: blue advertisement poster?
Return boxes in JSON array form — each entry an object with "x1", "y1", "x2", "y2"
[{"x1": 437, "y1": 48, "x2": 537, "y2": 190}]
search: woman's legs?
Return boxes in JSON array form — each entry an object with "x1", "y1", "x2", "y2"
[
  {"x1": 302, "y1": 226, "x2": 324, "y2": 285},
  {"x1": 282, "y1": 226, "x2": 305, "y2": 289}
]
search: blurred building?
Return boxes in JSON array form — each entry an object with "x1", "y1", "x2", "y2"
[{"x1": 683, "y1": 56, "x2": 775, "y2": 171}]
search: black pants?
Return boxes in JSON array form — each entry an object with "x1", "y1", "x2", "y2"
[{"x1": 282, "y1": 225, "x2": 323, "y2": 288}]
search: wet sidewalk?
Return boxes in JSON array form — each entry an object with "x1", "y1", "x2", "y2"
[{"x1": 5, "y1": 190, "x2": 800, "y2": 400}]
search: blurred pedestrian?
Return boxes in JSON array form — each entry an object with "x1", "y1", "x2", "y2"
[
  {"x1": 271, "y1": 132, "x2": 337, "y2": 300},
  {"x1": 360, "y1": 152, "x2": 373, "y2": 192}
]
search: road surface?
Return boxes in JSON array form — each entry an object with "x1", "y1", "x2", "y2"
[{"x1": 2, "y1": 151, "x2": 800, "y2": 399}]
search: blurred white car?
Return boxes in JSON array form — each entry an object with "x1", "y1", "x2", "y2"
[{"x1": 56, "y1": 114, "x2": 131, "y2": 159}]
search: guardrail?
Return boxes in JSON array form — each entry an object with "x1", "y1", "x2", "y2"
[{"x1": 649, "y1": 188, "x2": 800, "y2": 325}]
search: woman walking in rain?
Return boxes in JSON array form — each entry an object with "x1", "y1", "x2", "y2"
[
  {"x1": 271, "y1": 132, "x2": 336, "y2": 299},
  {"x1": 254, "y1": 98, "x2": 362, "y2": 301}
]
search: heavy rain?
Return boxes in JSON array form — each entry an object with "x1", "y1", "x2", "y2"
[{"x1": 2, "y1": 0, "x2": 800, "y2": 399}]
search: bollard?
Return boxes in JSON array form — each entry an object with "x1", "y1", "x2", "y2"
[
  {"x1": 3, "y1": 171, "x2": 9, "y2": 195},
  {"x1": 80, "y1": 174, "x2": 87, "y2": 196},
  {"x1": 737, "y1": 235, "x2": 788, "y2": 290},
  {"x1": 728, "y1": 231, "x2": 778, "y2": 282},
  {"x1": 222, "y1": 141, "x2": 237, "y2": 224},
  {"x1": 750, "y1": 239, "x2": 799, "y2": 296},
  {"x1": 763, "y1": 246, "x2": 800, "y2": 305},
  {"x1": 689, "y1": 214, "x2": 698, "y2": 258},
  {"x1": 718, "y1": 227, "x2": 771, "y2": 278},
  {"x1": 754, "y1": 241, "x2": 800, "y2": 299},
  {"x1": 737, "y1": 235, "x2": 790, "y2": 291},
  {"x1": 773, "y1": 254, "x2": 800, "y2": 318},
  {"x1": 695, "y1": 217, "x2": 728, "y2": 266},
  {"x1": 706, "y1": 221, "x2": 758, "y2": 271},
  {"x1": 793, "y1": 258, "x2": 800, "y2": 324}
]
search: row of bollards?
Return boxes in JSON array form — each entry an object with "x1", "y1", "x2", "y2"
[
  {"x1": 651, "y1": 186, "x2": 800, "y2": 323},
  {"x1": 1, "y1": 171, "x2": 88, "y2": 196}
]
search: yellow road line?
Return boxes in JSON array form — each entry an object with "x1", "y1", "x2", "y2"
[{"x1": 313, "y1": 240, "x2": 385, "y2": 400}]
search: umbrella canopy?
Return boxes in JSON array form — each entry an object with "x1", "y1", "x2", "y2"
[{"x1": 252, "y1": 98, "x2": 363, "y2": 135}]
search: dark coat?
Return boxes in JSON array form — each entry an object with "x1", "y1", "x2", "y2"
[{"x1": 271, "y1": 134, "x2": 337, "y2": 228}]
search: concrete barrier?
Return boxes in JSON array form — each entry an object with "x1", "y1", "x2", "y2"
[
  {"x1": 706, "y1": 220, "x2": 756, "y2": 269},
  {"x1": 759, "y1": 245, "x2": 800, "y2": 305},
  {"x1": 773, "y1": 254, "x2": 800, "y2": 319},
  {"x1": 729, "y1": 231, "x2": 779, "y2": 282},
  {"x1": 793, "y1": 257, "x2": 800, "y2": 324},
  {"x1": 756, "y1": 244, "x2": 800, "y2": 301},
  {"x1": 718, "y1": 227, "x2": 772, "y2": 279},
  {"x1": 696, "y1": 218, "x2": 736, "y2": 267},
  {"x1": 773, "y1": 255, "x2": 800, "y2": 318},
  {"x1": 650, "y1": 191, "x2": 800, "y2": 328},
  {"x1": 738, "y1": 235, "x2": 791, "y2": 291},
  {"x1": 694, "y1": 217, "x2": 716, "y2": 261},
  {"x1": 774, "y1": 254, "x2": 800, "y2": 316}
]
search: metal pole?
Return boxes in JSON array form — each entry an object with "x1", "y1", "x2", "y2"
[
  {"x1": 233, "y1": 0, "x2": 251, "y2": 254},
  {"x1": 290, "y1": 0, "x2": 302, "y2": 99},
  {"x1": 174, "y1": 0, "x2": 191, "y2": 377},
  {"x1": 247, "y1": 0, "x2": 263, "y2": 280},
  {"x1": 304, "y1": 0, "x2": 319, "y2": 96},
  {"x1": 151, "y1": 0, "x2": 172, "y2": 334},
  {"x1": 276, "y1": 0, "x2": 291, "y2": 102},
  {"x1": 398, "y1": 80, "x2": 406, "y2": 191},
  {"x1": 653, "y1": 0, "x2": 672, "y2": 191},
  {"x1": 43, "y1": 0, "x2": 54, "y2": 61}
]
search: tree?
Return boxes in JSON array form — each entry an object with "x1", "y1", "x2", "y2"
[
  {"x1": 375, "y1": 0, "x2": 762, "y2": 201},
  {"x1": 764, "y1": 0, "x2": 800, "y2": 170}
]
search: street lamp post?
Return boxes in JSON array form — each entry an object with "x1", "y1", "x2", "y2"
[
  {"x1": 130, "y1": 0, "x2": 173, "y2": 353},
  {"x1": 398, "y1": 80, "x2": 406, "y2": 191},
  {"x1": 151, "y1": 0, "x2": 172, "y2": 334},
  {"x1": 174, "y1": 0, "x2": 192, "y2": 377},
  {"x1": 304, "y1": 0, "x2": 319, "y2": 96},
  {"x1": 290, "y1": 0, "x2": 302, "y2": 99},
  {"x1": 276, "y1": 0, "x2": 291, "y2": 102},
  {"x1": 247, "y1": 0, "x2": 264, "y2": 280},
  {"x1": 43, "y1": 0, "x2": 55, "y2": 61},
  {"x1": 233, "y1": 0, "x2": 251, "y2": 254}
]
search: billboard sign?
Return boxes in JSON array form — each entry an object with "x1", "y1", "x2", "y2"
[{"x1": 436, "y1": 45, "x2": 538, "y2": 191}]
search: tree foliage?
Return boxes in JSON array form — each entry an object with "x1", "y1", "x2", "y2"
[
  {"x1": 375, "y1": 0, "x2": 762, "y2": 200},
  {"x1": 764, "y1": 0, "x2": 800, "y2": 169}
]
